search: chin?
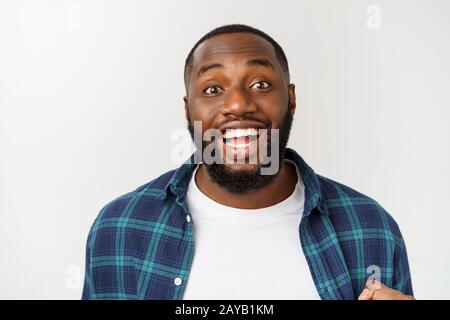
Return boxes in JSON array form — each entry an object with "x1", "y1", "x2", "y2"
[{"x1": 223, "y1": 162, "x2": 261, "y2": 172}]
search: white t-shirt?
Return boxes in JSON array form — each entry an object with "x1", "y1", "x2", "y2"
[{"x1": 183, "y1": 160, "x2": 321, "y2": 300}]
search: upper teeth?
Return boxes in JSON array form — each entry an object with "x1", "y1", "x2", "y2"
[{"x1": 223, "y1": 128, "x2": 259, "y2": 139}]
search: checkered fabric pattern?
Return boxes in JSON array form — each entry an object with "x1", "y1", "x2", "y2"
[{"x1": 82, "y1": 148, "x2": 413, "y2": 300}]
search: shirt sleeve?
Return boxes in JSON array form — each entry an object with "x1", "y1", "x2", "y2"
[
  {"x1": 392, "y1": 229, "x2": 414, "y2": 296},
  {"x1": 81, "y1": 233, "x2": 94, "y2": 300}
]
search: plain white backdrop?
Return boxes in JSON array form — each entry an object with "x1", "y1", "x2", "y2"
[{"x1": 1, "y1": 0, "x2": 449, "y2": 299}]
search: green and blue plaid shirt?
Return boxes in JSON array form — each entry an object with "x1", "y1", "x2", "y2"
[{"x1": 82, "y1": 148, "x2": 413, "y2": 300}]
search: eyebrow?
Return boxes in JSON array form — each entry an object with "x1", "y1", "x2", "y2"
[
  {"x1": 196, "y1": 58, "x2": 275, "y2": 79},
  {"x1": 196, "y1": 63, "x2": 224, "y2": 79},
  {"x1": 246, "y1": 58, "x2": 275, "y2": 70}
]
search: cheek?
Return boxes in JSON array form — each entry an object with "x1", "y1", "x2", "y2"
[
  {"x1": 258, "y1": 99, "x2": 289, "y2": 127},
  {"x1": 188, "y1": 101, "x2": 217, "y2": 130}
]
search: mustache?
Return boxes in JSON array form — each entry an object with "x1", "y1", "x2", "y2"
[{"x1": 216, "y1": 116, "x2": 271, "y2": 132}]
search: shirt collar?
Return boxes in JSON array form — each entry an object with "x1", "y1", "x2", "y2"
[{"x1": 164, "y1": 147, "x2": 328, "y2": 217}]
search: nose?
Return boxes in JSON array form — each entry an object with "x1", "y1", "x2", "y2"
[{"x1": 222, "y1": 86, "x2": 257, "y2": 117}]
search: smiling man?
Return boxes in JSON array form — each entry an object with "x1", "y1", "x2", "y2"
[{"x1": 82, "y1": 24, "x2": 414, "y2": 300}]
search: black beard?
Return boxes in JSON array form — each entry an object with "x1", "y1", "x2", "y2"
[{"x1": 187, "y1": 103, "x2": 294, "y2": 195}]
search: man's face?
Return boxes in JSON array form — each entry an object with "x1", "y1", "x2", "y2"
[{"x1": 184, "y1": 32, "x2": 296, "y2": 193}]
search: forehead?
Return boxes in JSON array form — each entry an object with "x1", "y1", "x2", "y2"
[{"x1": 192, "y1": 32, "x2": 280, "y2": 71}]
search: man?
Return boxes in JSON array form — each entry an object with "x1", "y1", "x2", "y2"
[{"x1": 82, "y1": 24, "x2": 414, "y2": 300}]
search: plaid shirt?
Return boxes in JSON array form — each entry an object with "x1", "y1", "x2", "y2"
[{"x1": 82, "y1": 148, "x2": 413, "y2": 300}]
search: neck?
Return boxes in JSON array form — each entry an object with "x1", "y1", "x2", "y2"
[{"x1": 195, "y1": 160, "x2": 298, "y2": 209}]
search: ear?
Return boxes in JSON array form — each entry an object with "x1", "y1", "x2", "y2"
[
  {"x1": 183, "y1": 95, "x2": 189, "y2": 119},
  {"x1": 288, "y1": 84, "x2": 297, "y2": 115}
]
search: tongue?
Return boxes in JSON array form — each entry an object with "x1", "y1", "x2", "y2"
[{"x1": 234, "y1": 136, "x2": 249, "y2": 144}]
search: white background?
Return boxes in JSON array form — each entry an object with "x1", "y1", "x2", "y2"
[{"x1": 1, "y1": 0, "x2": 449, "y2": 299}]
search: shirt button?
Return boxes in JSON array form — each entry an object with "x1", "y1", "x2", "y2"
[
  {"x1": 174, "y1": 277, "x2": 183, "y2": 286},
  {"x1": 186, "y1": 215, "x2": 191, "y2": 223}
]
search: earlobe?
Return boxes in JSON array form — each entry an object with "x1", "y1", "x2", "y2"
[
  {"x1": 288, "y1": 84, "x2": 297, "y2": 114},
  {"x1": 183, "y1": 95, "x2": 189, "y2": 113},
  {"x1": 184, "y1": 95, "x2": 191, "y2": 121}
]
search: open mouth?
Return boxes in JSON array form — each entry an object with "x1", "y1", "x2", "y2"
[
  {"x1": 222, "y1": 128, "x2": 260, "y2": 149},
  {"x1": 219, "y1": 127, "x2": 267, "y2": 163}
]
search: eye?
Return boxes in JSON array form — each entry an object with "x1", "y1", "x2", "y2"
[
  {"x1": 203, "y1": 86, "x2": 222, "y2": 95},
  {"x1": 250, "y1": 81, "x2": 271, "y2": 90}
]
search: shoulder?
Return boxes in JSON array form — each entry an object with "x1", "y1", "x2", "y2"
[
  {"x1": 98, "y1": 169, "x2": 175, "y2": 218},
  {"x1": 85, "y1": 169, "x2": 177, "y2": 246},
  {"x1": 316, "y1": 174, "x2": 404, "y2": 244}
]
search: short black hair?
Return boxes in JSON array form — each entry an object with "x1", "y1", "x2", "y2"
[{"x1": 184, "y1": 24, "x2": 290, "y2": 88}]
